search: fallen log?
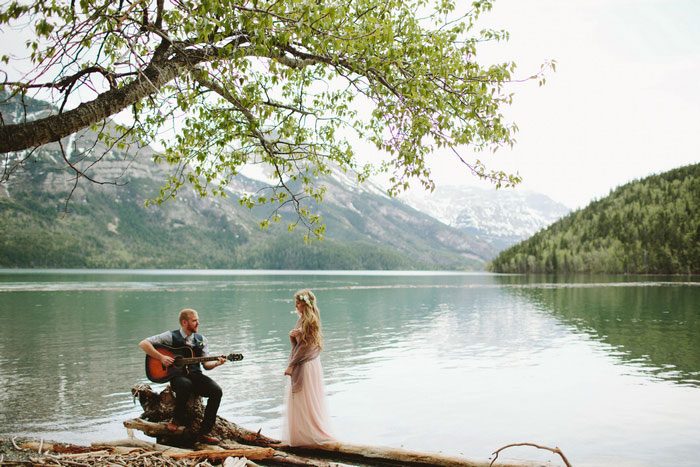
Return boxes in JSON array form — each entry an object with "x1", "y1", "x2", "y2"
[
  {"x1": 13, "y1": 441, "x2": 210, "y2": 467},
  {"x1": 283, "y1": 442, "x2": 540, "y2": 467},
  {"x1": 123, "y1": 419, "x2": 350, "y2": 466},
  {"x1": 129, "y1": 384, "x2": 551, "y2": 467},
  {"x1": 167, "y1": 447, "x2": 276, "y2": 462},
  {"x1": 266, "y1": 450, "x2": 353, "y2": 467},
  {"x1": 131, "y1": 383, "x2": 279, "y2": 447}
]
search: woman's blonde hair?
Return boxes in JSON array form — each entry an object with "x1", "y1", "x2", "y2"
[{"x1": 294, "y1": 289, "x2": 323, "y2": 349}]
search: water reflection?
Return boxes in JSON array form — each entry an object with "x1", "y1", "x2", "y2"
[
  {"x1": 0, "y1": 290, "x2": 146, "y2": 436},
  {"x1": 495, "y1": 275, "x2": 700, "y2": 387}
]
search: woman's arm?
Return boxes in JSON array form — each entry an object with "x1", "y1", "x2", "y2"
[{"x1": 285, "y1": 329, "x2": 303, "y2": 375}]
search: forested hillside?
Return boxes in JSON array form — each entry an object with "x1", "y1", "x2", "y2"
[{"x1": 488, "y1": 164, "x2": 700, "y2": 274}]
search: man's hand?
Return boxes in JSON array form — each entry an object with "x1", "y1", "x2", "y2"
[
  {"x1": 160, "y1": 354, "x2": 175, "y2": 367},
  {"x1": 139, "y1": 339, "x2": 175, "y2": 367},
  {"x1": 203, "y1": 355, "x2": 227, "y2": 370}
]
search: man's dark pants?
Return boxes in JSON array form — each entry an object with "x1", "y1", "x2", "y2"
[{"x1": 170, "y1": 372, "x2": 222, "y2": 434}]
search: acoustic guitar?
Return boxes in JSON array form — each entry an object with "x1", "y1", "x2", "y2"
[{"x1": 145, "y1": 344, "x2": 244, "y2": 383}]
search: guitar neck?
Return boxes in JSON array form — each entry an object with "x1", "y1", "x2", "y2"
[{"x1": 179, "y1": 355, "x2": 221, "y2": 365}]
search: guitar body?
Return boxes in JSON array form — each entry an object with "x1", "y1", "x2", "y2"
[
  {"x1": 145, "y1": 345, "x2": 194, "y2": 383},
  {"x1": 145, "y1": 344, "x2": 244, "y2": 383}
]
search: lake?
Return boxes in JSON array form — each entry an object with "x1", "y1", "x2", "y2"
[{"x1": 0, "y1": 270, "x2": 699, "y2": 466}]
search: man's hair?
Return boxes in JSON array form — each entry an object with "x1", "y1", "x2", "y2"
[{"x1": 179, "y1": 308, "x2": 198, "y2": 324}]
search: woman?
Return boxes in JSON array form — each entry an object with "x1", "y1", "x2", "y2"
[{"x1": 283, "y1": 289, "x2": 334, "y2": 446}]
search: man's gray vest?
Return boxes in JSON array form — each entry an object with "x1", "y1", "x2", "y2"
[{"x1": 170, "y1": 329, "x2": 204, "y2": 375}]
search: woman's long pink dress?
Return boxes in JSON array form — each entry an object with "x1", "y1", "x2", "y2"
[{"x1": 283, "y1": 324, "x2": 334, "y2": 446}]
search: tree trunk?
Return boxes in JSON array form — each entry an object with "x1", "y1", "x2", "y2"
[
  {"x1": 130, "y1": 383, "x2": 280, "y2": 447},
  {"x1": 0, "y1": 56, "x2": 184, "y2": 154}
]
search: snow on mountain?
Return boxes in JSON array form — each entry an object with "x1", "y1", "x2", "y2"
[
  {"x1": 327, "y1": 168, "x2": 390, "y2": 199},
  {"x1": 399, "y1": 185, "x2": 571, "y2": 250}
]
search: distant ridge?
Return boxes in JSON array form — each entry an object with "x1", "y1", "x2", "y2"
[
  {"x1": 488, "y1": 164, "x2": 700, "y2": 274},
  {"x1": 400, "y1": 185, "x2": 570, "y2": 250}
]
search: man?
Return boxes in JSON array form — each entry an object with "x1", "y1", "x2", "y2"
[{"x1": 139, "y1": 308, "x2": 225, "y2": 444}]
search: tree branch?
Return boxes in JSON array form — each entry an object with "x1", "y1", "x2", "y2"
[
  {"x1": 190, "y1": 68, "x2": 323, "y2": 233},
  {"x1": 0, "y1": 45, "x2": 192, "y2": 153},
  {"x1": 490, "y1": 443, "x2": 571, "y2": 467},
  {"x1": 4, "y1": 66, "x2": 118, "y2": 93}
]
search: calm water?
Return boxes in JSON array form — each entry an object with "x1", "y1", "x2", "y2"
[{"x1": 1, "y1": 270, "x2": 699, "y2": 466}]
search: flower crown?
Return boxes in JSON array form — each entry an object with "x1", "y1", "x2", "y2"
[{"x1": 297, "y1": 294, "x2": 312, "y2": 306}]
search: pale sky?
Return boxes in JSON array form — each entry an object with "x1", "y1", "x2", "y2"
[
  {"x1": 423, "y1": 0, "x2": 700, "y2": 209},
  {"x1": 3, "y1": 0, "x2": 699, "y2": 210}
]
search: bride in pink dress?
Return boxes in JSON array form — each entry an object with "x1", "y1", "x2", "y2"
[{"x1": 283, "y1": 289, "x2": 334, "y2": 446}]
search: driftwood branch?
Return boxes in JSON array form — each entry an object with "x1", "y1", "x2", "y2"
[
  {"x1": 21, "y1": 441, "x2": 112, "y2": 455},
  {"x1": 490, "y1": 443, "x2": 571, "y2": 467},
  {"x1": 123, "y1": 418, "x2": 186, "y2": 437}
]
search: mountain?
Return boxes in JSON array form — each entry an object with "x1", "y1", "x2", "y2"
[
  {"x1": 0, "y1": 92, "x2": 495, "y2": 270},
  {"x1": 400, "y1": 185, "x2": 570, "y2": 250},
  {"x1": 488, "y1": 163, "x2": 700, "y2": 274}
]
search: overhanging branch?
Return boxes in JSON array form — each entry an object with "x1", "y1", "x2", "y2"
[{"x1": 0, "y1": 40, "x2": 208, "y2": 154}]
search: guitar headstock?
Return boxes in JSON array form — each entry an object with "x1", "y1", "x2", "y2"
[{"x1": 226, "y1": 353, "x2": 244, "y2": 362}]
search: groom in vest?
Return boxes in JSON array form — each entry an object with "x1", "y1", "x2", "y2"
[{"x1": 139, "y1": 308, "x2": 225, "y2": 444}]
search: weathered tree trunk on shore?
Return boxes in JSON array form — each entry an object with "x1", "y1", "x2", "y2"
[
  {"x1": 129, "y1": 383, "x2": 542, "y2": 467},
  {"x1": 130, "y1": 383, "x2": 279, "y2": 447}
]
